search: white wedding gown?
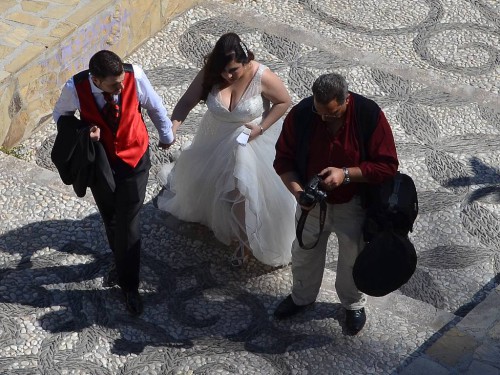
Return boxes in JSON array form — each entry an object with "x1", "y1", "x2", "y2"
[{"x1": 157, "y1": 64, "x2": 296, "y2": 266}]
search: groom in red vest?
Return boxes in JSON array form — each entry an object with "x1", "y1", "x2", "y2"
[{"x1": 53, "y1": 50, "x2": 175, "y2": 316}]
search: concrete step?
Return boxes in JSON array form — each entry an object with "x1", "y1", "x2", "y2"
[{"x1": 400, "y1": 284, "x2": 500, "y2": 375}]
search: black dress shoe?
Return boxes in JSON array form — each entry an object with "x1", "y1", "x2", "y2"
[
  {"x1": 103, "y1": 265, "x2": 118, "y2": 288},
  {"x1": 345, "y1": 307, "x2": 366, "y2": 334},
  {"x1": 123, "y1": 290, "x2": 143, "y2": 316},
  {"x1": 274, "y1": 294, "x2": 313, "y2": 320}
]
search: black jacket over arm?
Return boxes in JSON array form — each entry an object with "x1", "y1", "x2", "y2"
[{"x1": 51, "y1": 115, "x2": 115, "y2": 197}]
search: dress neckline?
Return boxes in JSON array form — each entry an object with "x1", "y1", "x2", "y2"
[{"x1": 217, "y1": 63, "x2": 261, "y2": 113}]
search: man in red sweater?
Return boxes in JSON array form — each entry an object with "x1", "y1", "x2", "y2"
[
  {"x1": 53, "y1": 50, "x2": 175, "y2": 316},
  {"x1": 273, "y1": 73, "x2": 398, "y2": 334}
]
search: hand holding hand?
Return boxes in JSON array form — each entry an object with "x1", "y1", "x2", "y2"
[{"x1": 158, "y1": 138, "x2": 176, "y2": 150}]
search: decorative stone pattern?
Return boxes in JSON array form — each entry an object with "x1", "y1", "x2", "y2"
[
  {"x1": 0, "y1": 154, "x2": 455, "y2": 373},
  {"x1": 3, "y1": 0, "x2": 500, "y2": 374},
  {"x1": 234, "y1": 0, "x2": 500, "y2": 101}
]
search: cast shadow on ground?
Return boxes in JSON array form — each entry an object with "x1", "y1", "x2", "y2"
[
  {"x1": 0, "y1": 203, "x2": 338, "y2": 357},
  {"x1": 445, "y1": 156, "x2": 500, "y2": 203}
]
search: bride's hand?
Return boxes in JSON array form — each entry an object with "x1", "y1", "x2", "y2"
[{"x1": 245, "y1": 124, "x2": 262, "y2": 142}]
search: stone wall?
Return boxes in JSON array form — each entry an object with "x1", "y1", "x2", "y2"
[{"x1": 0, "y1": 0, "x2": 218, "y2": 149}]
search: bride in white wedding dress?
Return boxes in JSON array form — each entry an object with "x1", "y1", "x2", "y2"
[{"x1": 157, "y1": 33, "x2": 296, "y2": 267}]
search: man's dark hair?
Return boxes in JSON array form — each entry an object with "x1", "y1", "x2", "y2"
[
  {"x1": 89, "y1": 50, "x2": 124, "y2": 78},
  {"x1": 312, "y1": 73, "x2": 349, "y2": 104}
]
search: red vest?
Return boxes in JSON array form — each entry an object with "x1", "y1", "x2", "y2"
[{"x1": 74, "y1": 65, "x2": 149, "y2": 168}]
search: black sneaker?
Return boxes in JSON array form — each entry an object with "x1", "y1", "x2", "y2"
[
  {"x1": 345, "y1": 307, "x2": 366, "y2": 334},
  {"x1": 274, "y1": 295, "x2": 313, "y2": 320}
]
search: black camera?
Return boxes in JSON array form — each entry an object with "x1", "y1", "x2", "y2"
[{"x1": 299, "y1": 174, "x2": 327, "y2": 206}]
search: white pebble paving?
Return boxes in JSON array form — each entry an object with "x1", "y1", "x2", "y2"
[{"x1": 1, "y1": 0, "x2": 499, "y2": 374}]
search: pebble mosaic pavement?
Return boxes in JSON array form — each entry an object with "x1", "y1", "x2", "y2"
[{"x1": 1, "y1": 0, "x2": 499, "y2": 373}]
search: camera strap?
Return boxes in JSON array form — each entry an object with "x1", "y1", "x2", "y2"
[{"x1": 296, "y1": 200, "x2": 327, "y2": 250}]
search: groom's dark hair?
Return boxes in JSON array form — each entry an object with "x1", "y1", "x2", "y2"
[{"x1": 89, "y1": 50, "x2": 124, "y2": 79}]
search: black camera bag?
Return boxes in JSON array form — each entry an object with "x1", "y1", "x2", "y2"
[{"x1": 362, "y1": 171, "x2": 418, "y2": 242}]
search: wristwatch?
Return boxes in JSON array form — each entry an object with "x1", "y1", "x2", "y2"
[{"x1": 342, "y1": 167, "x2": 351, "y2": 184}]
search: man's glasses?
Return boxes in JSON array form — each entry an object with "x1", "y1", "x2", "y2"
[
  {"x1": 311, "y1": 105, "x2": 342, "y2": 121},
  {"x1": 311, "y1": 102, "x2": 345, "y2": 122}
]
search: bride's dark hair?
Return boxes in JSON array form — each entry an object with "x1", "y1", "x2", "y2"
[{"x1": 200, "y1": 32, "x2": 255, "y2": 101}]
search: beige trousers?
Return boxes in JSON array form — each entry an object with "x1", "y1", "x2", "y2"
[{"x1": 291, "y1": 196, "x2": 367, "y2": 310}]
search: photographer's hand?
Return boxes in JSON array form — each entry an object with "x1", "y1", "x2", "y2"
[
  {"x1": 300, "y1": 202, "x2": 316, "y2": 211},
  {"x1": 278, "y1": 171, "x2": 313, "y2": 209},
  {"x1": 318, "y1": 167, "x2": 344, "y2": 190},
  {"x1": 294, "y1": 190, "x2": 315, "y2": 211}
]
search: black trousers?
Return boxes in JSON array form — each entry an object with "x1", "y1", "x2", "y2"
[{"x1": 91, "y1": 150, "x2": 150, "y2": 292}]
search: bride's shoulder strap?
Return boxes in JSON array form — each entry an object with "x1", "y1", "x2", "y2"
[
  {"x1": 257, "y1": 62, "x2": 268, "y2": 74},
  {"x1": 254, "y1": 63, "x2": 268, "y2": 84}
]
